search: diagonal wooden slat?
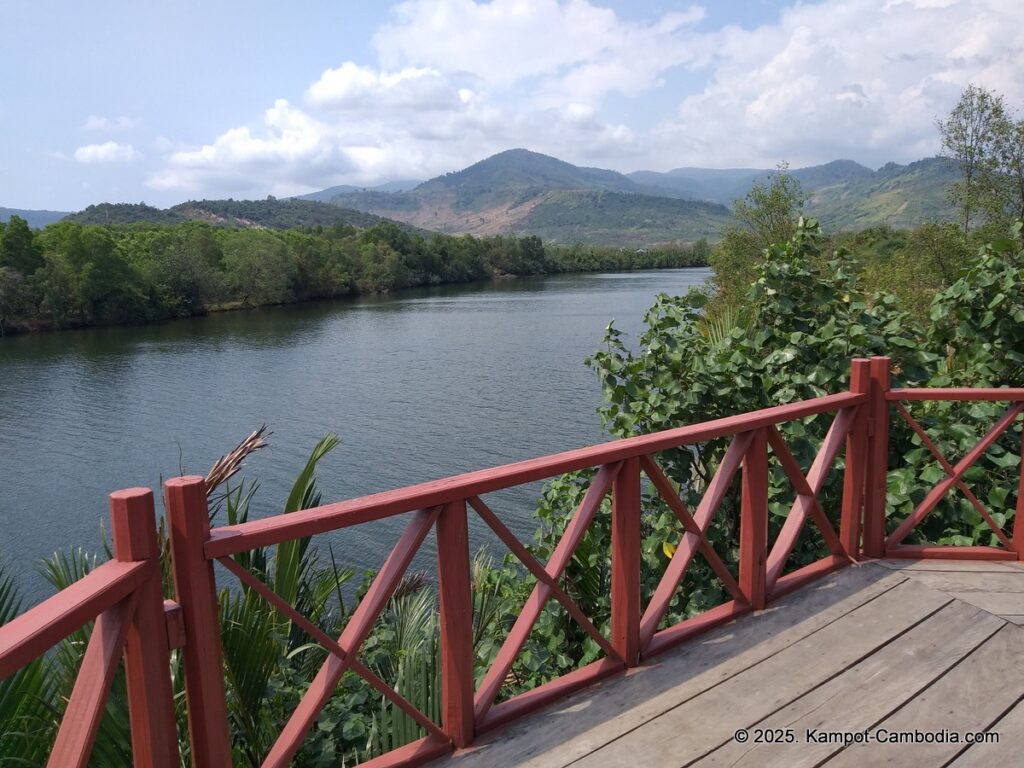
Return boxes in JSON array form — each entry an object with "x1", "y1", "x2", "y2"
[
  {"x1": 638, "y1": 455, "x2": 743, "y2": 601},
  {"x1": 888, "y1": 403, "x2": 1024, "y2": 547},
  {"x1": 472, "y1": 462, "x2": 623, "y2": 722},
  {"x1": 894, "y1": 401, "x2": 1013, "y2": 550},
  {"x1": 217, "y1": 556, "x2": 446, "y2": 741},
  {"x1": 468, "y1": 495, "x2": 622, "y2": 662},
  {"x1": 639, "y1": 432, "x2": 753, "y2": 650},
  {"x1": 764, "y1": 410, "x2": 853, "y2": 589},
  {"x1": 263, "y1": 506, "x2": 442, "y2": 768},
  {"x1": 47, "y1": 595, "x2": 138, "y2": 768}
]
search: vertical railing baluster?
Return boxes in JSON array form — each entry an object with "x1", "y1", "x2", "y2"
[
  {"x1": 1015, "y1": 428, "x2": 1024, "y2": 561},
  {"x1": 611, "y1": 456, "x2": 641, "y2": 666},
  {"x1": 109, "y1": 488, "x2": 180, "y2": 768},
  {"x1": 165, "y1": 476, "x2": 232, "y2": 767},
  {"x1": 863, "y1": 356, "x2": 892, "y2": 558},
  {"x1": 841, "y1": 359, "x2": 872, "y2": 559},
  {"x1": 740, "y1": 429, "x2": 768, "y2": 610},
  {"x1": 436, "y1": 498, "x2": 475, "y2": 748}
]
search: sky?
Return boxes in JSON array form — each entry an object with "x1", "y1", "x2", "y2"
[{"x1": 2, "y1": 0, "x2": 1023, "y2": 211}]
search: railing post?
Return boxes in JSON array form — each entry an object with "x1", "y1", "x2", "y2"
[
  {"x1": 1015, "y1": 429, "x2": 1024, "y2": 561},
  {"x1": 740, "y1": 429, "x2": 768, "y2": 610},
  {"x1": 863, "y1": 356, "x2": 892, "y2": 558},
  {"x1": 436, "y1": 499, "x2": 475, "y2": 748},
  {"x1": 165, "y1": 476, "x2": 232, "y2": 767},
  {"x1": 611, "y1": 456, "x2": 641, "y2": 666},
  {"x1": 109, "y1": 488, "x2": 180, "y2": 768},
  {"x1": 841, "y1": 359, "x2": 872, "y2": 559}
]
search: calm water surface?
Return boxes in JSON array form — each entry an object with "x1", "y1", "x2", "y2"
[{"x1": 0, "y1": 268, "x2": 710, "y2": 600}]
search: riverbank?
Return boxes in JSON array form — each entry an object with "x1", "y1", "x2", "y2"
[
  {"x1": 0, "y1": 268, "x2": 711, "y2": 602},
  {"x1": 0, "y1": 217, "x2": 708, "y2": 337}
]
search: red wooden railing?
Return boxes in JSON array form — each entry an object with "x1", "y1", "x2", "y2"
[
  {"x1": 2, "y1": 355, "x2": 1023, "y2": 767},
  {"x1": 0, "y1": 489, "x2": 180, "y2": 768}
]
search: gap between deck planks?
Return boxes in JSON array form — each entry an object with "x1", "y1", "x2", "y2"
[
  {"x1": 432, "y1": 564, "x2": 905, "y2": 768},
  {"x1": 430, "y1": 561, "x2": 1024, "y2": 768}
]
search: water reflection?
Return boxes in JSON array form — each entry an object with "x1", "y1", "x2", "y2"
[{"x1": 0, "y1": 268, "x2": 710, "y2": 601}]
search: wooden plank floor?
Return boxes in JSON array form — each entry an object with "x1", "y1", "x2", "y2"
[{"x1": 430, "y1": 560, "x2": 1024, "y2": 768}]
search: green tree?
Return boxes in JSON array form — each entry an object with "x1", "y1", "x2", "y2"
[
  {"x1": 938, "y1": 84, "x2": 1008, "y2": 234},
  {"x1": 0, "y1": 215, "x2": 43, "y2": 275},
  {"x1": 709, "y1": 165, "x2": 806, "y2": 306},
  {"x1": 220, "y1": 230, "x2": 296, "y2": 306}
]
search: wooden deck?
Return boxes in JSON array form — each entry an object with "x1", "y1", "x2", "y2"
[{"x1": 430, "y1": 560, "x2": 1024, "y2": 768}]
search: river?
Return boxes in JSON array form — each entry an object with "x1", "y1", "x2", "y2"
[{"x1": 0, "y1": 268, "x2": 710, "y2": 601}]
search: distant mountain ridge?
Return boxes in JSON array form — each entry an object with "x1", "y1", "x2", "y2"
[
  {"x1": 64, "y1": 198, "x2": 418, "y2": 231},
  {"x1": 321, "y1": 149, "x2": 733, "y2": 245},
  {"x1": 8, "y1": 150, "x2": 959, "y2": 241},
  {"x1": 629, "y1": 157, "x2": 958, "y2": 229},
  {"x1": 312, "y1": 149, "x2": 957, "y2": 244},
  {"x1": 1, "y1": 207, "x2": 70, "y2": 228}
]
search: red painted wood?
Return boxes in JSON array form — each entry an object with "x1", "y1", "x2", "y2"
[
  {"x1": 894, "y1": 401, "x2": 1013, "y2": 549},
  {"x1": 840, "y1": 360, "x2": 871, "y2": 559},
  {"x1": 163, "y1": 600, "x2": 186, "y2": 651},
  {"x1": 887, "y1": 402, "x2": 1024, "y2": 547},
  {"x1": 205, "y1": 393, "x2": 866, "y2": 558},
  {"x1": 888, "y1": 388, "x2": 1024, "y2": 402},
  {"x1": 476, "y1": 657, "x2": 625, "y2": 735},
  {"x1": 740, "y1": 429, "x2": 769, "y2": 610},
  {"x1": 644, "y1": 599, "x2": 751, "y2": 659},
  {"x1": 472, "y1": 462, "x2": 621, "y2": 722},
  {"x1": 611, "y1": 456, "x2": 642, "y2": 667},
  {"x1": 436, "y1": 500, "x2": 476, "y2": 748},
  {"x1": 884, "y1": 545, "x2": 1017, "y2": 560},
  {"x1": 264, "y1": 507, "x2": 440, "y2": 768},
  {"x1": 110, "y1": 488, "x2": 180, "y2": 768},
  {"x1": 47, "y1": 595, "x2": 136, "y2": 768},
  {"x1": 216, "y1": 555, "x2": 445, "y2": 740},
  {"x1": 1016, "y1": 428, "x2": 1024, "y2": 560},
  {"x1": 469, "y1": 496, "x2": 620, "y2": 660},
  {"x1": 639, "y1": 433, "x2": 751, "y2": 649},
  {"x1": 764, "y1": 410, "x2": 852, "y2": 588},
  {"x1": 0, "y1": 559, "x2": 149, "y2": 680},
  {"x1": 165, "y1": 476, "x2": 232, "y2": 768},
  {"x1": 768, "y1": 555, "x2": 847, "y2": 601},
  {"x1": 639, "y1": 455, "x2": 743, "y2": 601},
  {"x1": 352, "y1": 735, "x2": 452, "y2": 768},
  {"x1": 862, "y1": 356, "x2": 891, "y2": 558}
]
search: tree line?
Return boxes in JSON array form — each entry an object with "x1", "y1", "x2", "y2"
[{"x1": 0, "y1": 217, "x2": 707, "y2": 335}]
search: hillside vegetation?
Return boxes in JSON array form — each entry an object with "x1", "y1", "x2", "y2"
[
  {"x1": 325, "y1": 149, "x2": 734, "y2": 245},
  {"x1": 630, "y1": 157, "x2": 958, "y2": 230},
  {"x1": 66, "y1": 198, "x2": 405, "y2": 231}
]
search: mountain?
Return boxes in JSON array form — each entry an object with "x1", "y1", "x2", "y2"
[
  {"x1": 803, "y1": 157, "x2": 958, "y2": 230},
  {"x1": 65, "y1": 198, "x2": 416, "y2": 231},
  {"x1": 318, "y1": 149, "x2": 733, "y2": 245},
  {"x1": 1, "y1": 207, "x2": 69, "y2": 228},
  {"x1": 297, "y1": 179, "x2": 421, "y2": 202},
  {"x1": 629, "y1": 157, "x2": 958, "y2": 230}
]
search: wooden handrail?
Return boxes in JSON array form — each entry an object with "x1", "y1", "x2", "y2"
[
  {"x1": 205, "y1": 391, "x2": 867, "y2": 558},
  {"x1": 888, "y1": 387, "x2": 1024, "y2": 401},
  {"x1": 0, "y1": 559, "x2": 152, "y2": 679}
]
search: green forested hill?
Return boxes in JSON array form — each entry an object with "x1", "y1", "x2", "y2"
[
  {"x1": 520, "y1": 190, "x2": 729, "y2": 245},
  {"x1": 323, "y1": 149, "x2": 731, "y2": 245},
  {"x1": 803, "y1": 157, "x2": 958, "y2": 230},
  {"x1": 65, "y1": 198, "x2": 413, "y2": 231},
  {"x1": 628, "y1": 157, "x2": 958, "y2": 230},
  {"x1": 0, "y1": 207, "x2": 70, "y2": 228}
]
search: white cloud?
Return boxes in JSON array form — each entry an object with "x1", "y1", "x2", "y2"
[
  {"x1": 74, "y1": 141, "x2": 141, "y2": 164},
  {"x1": 148, "y1": 0, "x2": 1024, "y2": 197},
  {"x1": 654, "y1": 0, "x2": 1024, "y2": 167},
  {"x1": 82, "y1": 115, "x2": 138, "y2": 132},
  {"x1": 307, "y1": 62, "x2": 467, "y2": 111}
]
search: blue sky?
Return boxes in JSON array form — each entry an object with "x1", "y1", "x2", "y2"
[{"x1": 2, "y1": 0, "x2": 1022, "y2": 211}]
